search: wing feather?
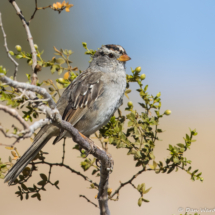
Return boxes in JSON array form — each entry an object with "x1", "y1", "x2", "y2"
[{"x1": 53, "y1": 70, "x2": 104, "y2": 145}]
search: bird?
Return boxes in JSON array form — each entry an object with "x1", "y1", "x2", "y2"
[{"x1": 4, "y1": 44, "x2": 131, "y2": 185}]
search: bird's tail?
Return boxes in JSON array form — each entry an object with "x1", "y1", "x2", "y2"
[{"x1": 4, "y1": 125, "x2": 57, "y2": 185}]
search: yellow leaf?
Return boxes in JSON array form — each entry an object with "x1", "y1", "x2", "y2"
[
  {"x1": 124, "y1": 93, "x2": 129, "y2": 99},
  {"x1": 56, "y1": 2, "x2": 62, "y2": 8},
  {"x1": 125, "y1": 89, "x2": 131, "y2": 94},
  {"x1": 53, "y1": 3, "x2": 58, "y2": 9},
  {"x1": 153, "y1": 161, "x2": 157, "y2": 169},
  {"x1": 5, "y1": 146, "x2": 14, "y2": 150},
  {"x1": 53, "y1": 46, "x2": 61, "y2": 54},
  {"x1": 148, "y1": 164, "x2": 154, "y2": 170},
  {"x1": 64, "y1": 72, "x2": 70, "y2": 80},
  {"x1": 65, "y1": 3, "x2": 73, "y2": 12},
  {"x1": 65, "y1": 7, "x2": 70, "y2": 12},
  {"x1": 13, "y1": 156, "x2": 18, "y2": 160},
  {"x1": 72, "y1": 67, "x2": 78, "y2": 71},
  {"x1": 11, "y1": 151, "x2": 17, "y2": 157},
  {"x1": 62, "y1": 0, "x2": 66, "y2": 6},
  {"x1": 95, "y1": 194, "x2": 97, "y2": 199},
  {"x1": 107, "y1": 188, "x2": 112, "y2": 195},
  {"x1": 56, "y1": 82, "x2": 64, "y2": 89}
]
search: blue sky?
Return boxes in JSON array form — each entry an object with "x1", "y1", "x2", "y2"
[{"x1": 1, "y1": 0, "x2": 215, "y2": 113}]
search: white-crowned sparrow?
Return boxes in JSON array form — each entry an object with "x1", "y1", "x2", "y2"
[{"x1": 5, "y1": 44, "x2": 131, "y2": 185}]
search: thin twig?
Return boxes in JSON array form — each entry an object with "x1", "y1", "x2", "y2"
[
  {"x1": 0, "y1": 103, "x2": 51, "y2": 147},
  {"x1": 110, "y1": 168, "x2": 145, "y2": 199},
  {"x1": 9, "y1": 0, "x2": 38, "y2": 85},
  {"x1": 0, "y1": 126, "x2": 18, "y2": 139},
  {"x1": 20, "y1": 98, "x2": 50, "y2": 108},
  {"x1": 29, "y1": 0, "x2": 52, "y2": 23},
  {"x1": 33, "y1": 161, "x2": 99, "y2": 187},
  {"x1": 0, "y1": 104, "x2": 28, "y2": 129},
  {"x1": 29, "y1": 0, "x2": 38, "y2": 23},
  {"x1": 79, "y1": 195, "x2": 99, "y2": 208},
  {"x1": 0, "y1": 12, "x2": 19, "y2": 80},
  {"x1": 62, "y1": 138, "x2": 66, "y2": 164}
]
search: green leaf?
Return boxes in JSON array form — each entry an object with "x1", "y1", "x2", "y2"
[
  {"x1": 40, "y1": 173, "x2": 47, "y2": 182},
  {"x1": 9, "y1": 51, "x2": 14, "y2": 55},
  {"x1": 153, "y1": 161, "x2": 157, "y2": 169},
  {"x1": 37, "y1": 180, "x2": 46, "y2": 186},
  {"x1": 143, "y1": 187, "x2": 152, "y2": 194},
  {"x1": 54, "y1": 180, "x2": 59, "y2": 186},
  {"x1": 108, "y1": 137, "x2": 114, "y2": 144},
  {"x1": 16, "y1": 55, "x2": 23, "y2": 59},
  {"x1": 142, "y1": 198, "x2": 150, "y2": 203},
  {"x1": 173, "y1": 157, "x2": 179, "y2": 164},
  {"x1": 57, "y1": 69, "x2": 63, "y2": 75},
  {"x1": 177, "y1": 143, "x2": 184, "y2": 148},
  {"x1": 31, "y1": 194, "x2": 38, "y2": 198},
  {"x1": 56, "y1": 82, "x2": 64, "y2": 89},
  {"x1": 128, "y1": 121, "x2": 133, "y2": 127},
  {"x1": 55, "y1": 58, "x2": 65, "y2": 65},
  {"x1": 82, "y1": 42, "x2": 87, "y2": 49},
  {"x1": 37, "y1": 193, "x2": 41, "y2": 201},
  {"x1": 144, "y1": 85, "x2": 148, "y2": 91},
  {"x1": 149, "y1": 153, "x2": 155, "y2": 159},
  {"x1": 51, "y1": 65, "x2": 57, "y2": 73},
  {"x1": 138, "y1": 197, "x2": 142, "y2": 207},
  {"x1": 148, "y1": 164, "x2": 154, "y2": 170},
  {"x1": 21, "y1": 183, "x2": 28, "y2": 191},
  {"x1": 28, "y1": 187, "x2": 35, "y2": 192},
  {"x1": 125, "y1": 89, "x2": 131, "y2": 94},
  {"x1": 139, "y1": 103, "x2": 146, "y2": 108},
  {"x1": 156, "y1": 92, "x2": 161, "y2": 97},
  {"x1": 167, "y1": 166, "x2": 175, "y2": 174}
]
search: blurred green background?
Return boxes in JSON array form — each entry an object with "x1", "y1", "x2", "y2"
[{"x1": 0, "y1": 0, "x2": 215, "y2": 214}]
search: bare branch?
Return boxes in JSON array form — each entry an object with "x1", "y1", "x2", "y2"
[
  {"x1": 0, "y1": 104, "x2": 28, "y2": 129},
  {"x1": 20, "y1": 98, "x2": 50, "y2": 108},
  {"x1": 80, "y1": 195, "x2": 99, "y2": 208},
  {"x1": 110, "y1": 168, "x2": 145, "y2": 199},
  {"x1": 8, "y1": 0, "x2": 38, "y2": 85},
  {"x1": 0, "y1": 104, "x2": 51, "y2": 147},
  {"x1": 0, "y1": 126, "x2": 18, "y2": 139},
  {"x1": 29, "y1": 0, "x2": 52, "y2": 23},
  {"x1": 0, "y1": 13, "x2": 19, "y2": 80},
  {"x1": 29, "y1": 0, "x2": 38, "y2": 23},
  {"x1": 33, "y1": 160, "x2": 99, "y2": 187}
]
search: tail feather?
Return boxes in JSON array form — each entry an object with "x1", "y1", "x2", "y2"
[{"x1": 4, "y1": 125, "x2": 57, "y2": 185}]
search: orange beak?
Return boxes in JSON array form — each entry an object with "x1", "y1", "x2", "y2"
[{"x1": 117, "y1": 54, "x2": 131, "y2": 62}]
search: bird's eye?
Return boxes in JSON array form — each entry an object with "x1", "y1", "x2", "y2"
[{"x1": 108, "y1": 53, "x2": 114, "y2": 58}]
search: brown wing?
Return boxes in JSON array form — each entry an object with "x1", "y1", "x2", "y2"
[{"x1": 53, "y1": 70, "x2": 104, "y2": 144}]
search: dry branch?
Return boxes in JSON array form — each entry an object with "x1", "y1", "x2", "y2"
[
  {"x1": 9, "y1": 0, "x2": 38, "y2": 85},
  {"x1": 0, "y1": 13, "x2": 19, "y2": 80}
]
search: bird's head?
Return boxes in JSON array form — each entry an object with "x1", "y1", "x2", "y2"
[{"x1": 91, "y1": 44, "x2": 131, "y2": 72}]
